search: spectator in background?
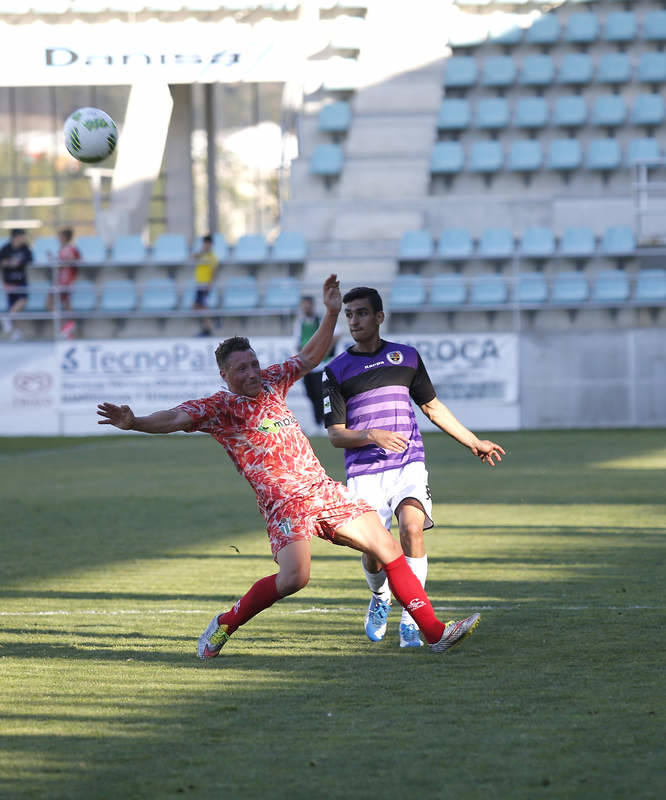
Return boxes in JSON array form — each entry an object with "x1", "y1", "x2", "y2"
[
  {"x1": 192, "y1": 234, "x2": 218, "y2": 337},
  {"x1": 0, "y1": 228, "x2": 32, "y2": 341},
  {"x1": 47, "y1": 228, "x2": 80, "y2": 339}
]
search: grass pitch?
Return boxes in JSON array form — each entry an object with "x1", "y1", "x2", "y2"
[{"x1": 0, "y1": 429, "x2": 664, "y2": 799}]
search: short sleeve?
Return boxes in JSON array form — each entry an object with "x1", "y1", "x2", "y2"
[
  {"x1": 323, "y1": 366, "x2": 347, "y2": 427},
  {"x1": 177, "y1": 391, "x2": 229, "y2": 433},
  {"x1": 261, "y1": 356, "x2": 305, "y2": 398},
  {"x1": 409, "y1": 353, "x2": 436, "y2": 406}
]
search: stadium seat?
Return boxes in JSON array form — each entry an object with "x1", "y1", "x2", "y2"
[
  {"x1": 508, "y1": 140, "x2": 543, "y2": 173},
  {"x1": 24, "y1": 281, "x2": 50, "y2": 312},
  {"x1": 515, "y1": 272, "x2": 548, "y2": 305},
  {"x1": 631, "y1": 95, "x2": 665, "y2": 129},
  {"x1": 564, "y1": 12, "x2": 599, "y2": 45},
  {"x1": 437, "y1": 228, "x2": 474, "y2": 261},
  {"x1": 271, "y1": 231, "x2": 307, "y2": 263},
  {"x1": 222, "y1": 276, "x2": 259, "y2": 311},
  {"x1": 601, "y1": 226, "x2": 636, "y2": 257},
  {"x1": 519, "y1": 54, "x2": 554, "y2": 87},
  {"x1": 0, "y1": 285, "x2": 8, "y2": 312},
  {"x1": 150, "y1": 233, "x2": 188, "y2": 266},
  {"x1": 597, "y1": 53, "x2": 631, "y2": 86},
  {"x1": 437, "y1": 99, "x2": 470, "y2": 132},
  {"x1": 140, "y1": 278, "x2": 178, "y2": 312},
  {"x1": 76, "y1": 235, "x2": 107, "y2": 265},
  {"x1": 603, "y1": 11, "x2": 637, "y2": 44},
  {"x1": 470, "y1": 276, "x2": 507, "y2": 305},
  {"x1": 431, "y1": 141, "x2": 465, "y2": 175},
  {"x1": 389, "y1": 275, "x2": 427, "y2": 310},
  {"x1": 514, "y1": 97, "x2": 548, "y2": 130},
  {"x1": 525, "y1": 14, "x2": 560, "y2": 47},
  {"x1": 110, "y1": 235, "x2": 146, "y2": 266},
  {"x1": 468, "y1": 141, "x2": 504, "y2": 174},
  {"x1": 642, "y1": 11, "x2": 666, "y2": 44},
  {"x1": 192, "y1": 233, "x2": 228, "y2": 263},
  {"x1": 551, "y1": 272, "x2": 589, "y2": 304},
  {"x1": 591, "y1": 270, "x2": 630, "y2": 304},
  {"x1": 443, "y1": 56, "x2": 477, "y2": 89},
  {"x1": 310, "y1": 143, "x2": 344, "y2": 177},
  {"x1": 488, "y1": 18, "x2": 522, "y2": 47},
  {"x1": 481, "y1": 56, "x2": 516, "y2": 88},
  {"x1": 634, "y1": 269, "x2": 666, "y2": 304},
  {"x1": 560, "y1": 227, "x2": 596, "y2": 259},
  {"x1": 553, "y1": 96, "x2": 587, "y2": 130},
  {"x1": 520, "y1": 227, "x2": 555, "y2": 259},
  {"x1": 100, "y1": 280, "x2": 137, "y2": 313},
  {"x1": 627, "y1": 138, "x2": 661, "y2": 167},
  {"x1": 69, "y1": 280, "x2": 97, "y2": 313},
  {"x1": 180, "y1": 283, "x2": 219, "y2": 311},
  {"x1": 319, "y1": 101, "x2": 352, "y2": 135},
  {"x1": 263, "y1": 277, "x2": 301, "y2": 312},
  {"x1": 479, "y1": 228, "x2": 514, "y2": 260},
  {"x1": 547, "y1": 138, "x2": 583, "y2": 172},
  {"x1": 233, "y1": 234, "x2": 268, "y2": 264},
  {"x1": 590, "y1": 95, "x2": 627, "y2": 129},
  {"x1": 585, "y1": 139, "x2": 622, "y2": 172},
  {"x1": 637, "y1": 52, "x2": 666, "y2": 85},
  {"x1": 475, "y1": 98, "x2": 509, "y2": 130},
  {"x1": 399, "y1": 230, "x2": 435, "y2": 261},
  {"x1": 558, "y1": 53, "x2": 593, "y2": 86},
  {"x1": 448, "y1": 24, "x2": 486, "y2": 50},
  {"x1": 430, "y1": 275, "x2": 466, "y2": 307},
  {"x1": 31, "y1": 236, "x2": 59, "y2": 266}
]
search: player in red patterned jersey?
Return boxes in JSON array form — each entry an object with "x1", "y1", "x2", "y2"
[{"x1": 97, "y1": 274, "x2": 481, "y2": 658}]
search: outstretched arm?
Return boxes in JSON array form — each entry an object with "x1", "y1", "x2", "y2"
[
  {"x1": 97, "y1": 402, "x2": 193, "y2": 434},
  {"x1": 420, "y1": 397, "x2": 505, "y2": 466},
  {"x1": 298, "y1": 274, "x2": 341, "y2": 373}
]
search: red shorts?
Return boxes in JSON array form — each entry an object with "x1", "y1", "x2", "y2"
[{"x1": 265, "y1": 477, "x2": 375, "y2": 560}]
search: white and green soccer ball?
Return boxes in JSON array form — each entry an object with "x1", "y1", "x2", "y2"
[{"x1": 64, "y1": 107, "x2": 118, "y2": 164}]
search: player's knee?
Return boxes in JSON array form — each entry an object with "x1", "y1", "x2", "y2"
[
  {"x1": 280, "y1": 563, "x2": 310, "y2": 595},
  {"x1": 399, "y1": 522, "x2": 424, "y2": 549}
]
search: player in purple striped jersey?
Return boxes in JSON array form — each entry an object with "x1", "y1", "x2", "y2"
[{"x1": 324, "y1": 287, "x2": 505, "y2": 647}]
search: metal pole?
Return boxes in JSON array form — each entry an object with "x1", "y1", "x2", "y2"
[{"x1": 204, "y1": 82, "x2": 218, "y2": 234}]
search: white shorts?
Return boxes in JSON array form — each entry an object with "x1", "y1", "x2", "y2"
[{"x1": 347, "y1": 461, "x2": 434, "y2": 532}]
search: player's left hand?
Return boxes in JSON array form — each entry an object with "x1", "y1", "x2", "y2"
[
  {"x1": 322, "y1": 273, "x2": 342, "y2": 315},
  {"x1": 472, "y1": 439, "x2": 505, "y2": 466}
]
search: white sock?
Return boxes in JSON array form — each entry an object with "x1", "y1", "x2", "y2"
[
  {"x1": 361, "y1": 558, "x2": 391, "y2": 603},
  {"x1": 400, "y1": 554, "x2": 428, "y2": 627},
  {"x1": 1, "y1": 316, "x2": 12, "y2": 333}
]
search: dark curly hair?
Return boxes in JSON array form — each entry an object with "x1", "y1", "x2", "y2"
[{"x1": 215, "y1": 336, "x2": 252, "y2": 369}]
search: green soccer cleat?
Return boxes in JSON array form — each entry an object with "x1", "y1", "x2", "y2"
[
  {"x1": 430, "y1": 613, "x2": 480, "y2": 653},
  {"x1": 198, "y1": 613, "x2": 231, "y2": 659}
]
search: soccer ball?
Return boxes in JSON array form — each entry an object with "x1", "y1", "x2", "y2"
[{"x1": 64, "y1": 107, "x2": 118, "y2": 164}]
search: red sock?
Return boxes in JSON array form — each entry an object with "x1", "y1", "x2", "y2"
[
  {"x1": 384, "y1": 555, "x2": 445, "y2": 644},
  {"x1": 218, "y1": 573, "x2": 281, "y2": 635}
]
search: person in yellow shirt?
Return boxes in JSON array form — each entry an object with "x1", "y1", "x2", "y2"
[{"x1": 193, "y1": 234, "x2": 218, "y2": 336}]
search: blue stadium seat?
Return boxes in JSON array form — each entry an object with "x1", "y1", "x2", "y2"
[
  {"x1": 390, "y1": 275, "x2": 427, "y2": 310},
  {"x1": 437, "y1": 99, "x2": 471, "y2": 132},
  {"x1": 627, "y1": 138, "x2": 661, "y2": 167},
  {"x1": 311, "y1": 143, "x2": 344, "y2": 177},
  {"x1": 547, "y1": 138, "x2": 583, "y2": 172},
  {"x1": 590, "y1": 95, "x2": 627, "y2": 129},
  {"x1": 110, "y1": 235, "x2": 146, "y2": 266},
  {"x1": 525, "y1": 14, "x2": 560, "y2": 46},
  {"x1": 479, "y1": 228, "x2": 514, "y2": 260},
  {"x1": 508, "y1": 140, "x2": 543, "y2": 173},
  {"x1": 592, "y1": 270, "x2": 630, "y2": 304},
  {"x1": 515, "y1": 273, "x2": 548, "y2": 305},
  {"x1": 519, "y1": 54, "x2": 554, "y2": 87},
  {"x1": 399, "y1": 230, "x2": 435, "y2": 261},
  {"x1": 642, "y1": 11, "x2": 666, "y2": 44},
  {"x1": 76, "y1": 235, "x2": 107, "y2": 265},
  {"x1": 101, "y1": 280, "x2": 137, "y2": 312},
  {"x1": 514, "y1": 97, "x2": 548, "y2": 130},
  {"x1": 601, "y1": 226, "x2": 636, "y2": 257},
  {"x1": 470, "y1": 276, "x2": 508, "y2": 305},
  {"x1": 150, "y1": 233, "x2": 188, "y2": 266},
  {"x1": 24, "y1": 281, "x2": 50, "y2": 312},
  {"x1": 437, "y1": 229, "x2": 474, "y2": 261},
  {"x1": 469, "y1": 141, "x2": 504, "y2": 173},
  {"x1": 552, "y1": 272, "x2": 589, "y2": 304},
  {"x1": 635, "y1": 269, "x2": 666, "y2": 304},
  {"x1": 603, "y1": 11, "x2": 637, "y2": 43},
  {"x1": 319, "y1": 101, "x2": 352, "y2": 135},
  {"x1": 431, "y1": 141, "x2": 465, "y2": 175},
  {"x1": 271, "y1": 231, "x2": 307, "y2": 263},
  {"x1": 638, "y1": 52, "x2": 666, "y2": 85},
  {"x1": 553, "y1": 96, "x2": 587, "y2": 129},
  {"x1": 481, "y1": 55, "x2": 516, "y2": 88},
  {"x1": 632, "y1": 94, "x2": 665, "y2": 129},
  {"x1": 430, "y1": 275, "x2": 466, "y2": 307},
  {"x1": 475, "y1": 98, "x2": 509, "y2": 130},
  {"x1": 222, "y1": 276, "x2": 259, "y2": 311},
  {"x1": 263, "y1": 277, "x2": 301, "y2": 312},
  {"x1": 565, "y1": 12, "x2": 599, "y2": 45},
  {"x1": 192, "y1": 233, "x2": 228, "y2": 263},
  {"x1": 31, "y1": 236, "x2": 59, "y2": 266},
  {"x1": 488, "y1": 19, "x2": 522, "y2": 47},
  {"x1": 560, "y1": 227, "x2": 596, "y2": 259},
  {"x1": 69, "y1": 280, "x2": 97, "y2": 313},
  {"x1": 140, "y1": 278, "x2": 178, "y2": 312},
  {"x1": 597, "y1": 53, "x2": 631, "y2": 86},
  {"x1": 520, "y1": 227, "x2": 555, "y2": 259},
  {"x1": 558, "y1": 53, "x2": 593, "y2": 86},
  {"x1": 233, "y1": 234, "x2": 268, "y2": 264},
  {"x1": 443, "y1": 56, "x2": 477, "y2": 89},
  {"x1": 585, "y1": 139, "x2": 622, "y2": 171}
]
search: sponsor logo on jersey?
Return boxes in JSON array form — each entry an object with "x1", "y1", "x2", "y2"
[
  {"x1": 363, "y1": 360, "x2": 385, "y2": 370},
  {"x1": 386, "y1": 350, "x2": 404, "y2": 365},
  {"x1": 258, "y1": 415, "x2": 298, "y2": 434},
  {"x1": 323, "y1": 395, "x2": 332, "y2": 414}
]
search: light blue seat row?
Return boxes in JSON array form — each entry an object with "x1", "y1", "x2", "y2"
[
  {"x1": 319, "y1": 101, "x2": 352, "y2": 134},
  {"x1": 311, "y1": 143, "x2": 344, "y2": 177}
]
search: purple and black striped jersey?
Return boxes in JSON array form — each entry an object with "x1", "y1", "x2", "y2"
[{"x1": 323, "y1": 340, "x2": 436, "y2": 478}]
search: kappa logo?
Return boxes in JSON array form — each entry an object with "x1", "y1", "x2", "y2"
[
  {"x1": 386, "y1": 351, "x2": 404, "y2": 365},
  {"x1": 233, "y1": 599, "x2": 241, "y2": 614},
  {"x1": 407, "y1": 598, "x2": 426, "y2": 612}
]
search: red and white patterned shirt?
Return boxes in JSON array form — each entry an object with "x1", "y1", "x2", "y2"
[{"x1": 178, "y1": 356, "x2": 329, "y2": 521}]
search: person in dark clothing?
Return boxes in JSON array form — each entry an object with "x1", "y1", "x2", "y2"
[{"x1": 1, "y1": 229, "x2": 32, "y2": 339}]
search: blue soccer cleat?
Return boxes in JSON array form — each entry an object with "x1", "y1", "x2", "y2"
[
  {"x1": 399, "y1": 622, "x2": 423, "y2": 648},
  {"x1": 364, "y1": 595, "x2": 391, "y2": 642}
]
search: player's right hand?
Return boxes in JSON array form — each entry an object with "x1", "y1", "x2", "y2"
[
  {"x1": 97, "y1": 402, "x2": 135, "y2": 430},
  {"x1": 368, "y1": 428, "x2": 409, "y2": 453}
]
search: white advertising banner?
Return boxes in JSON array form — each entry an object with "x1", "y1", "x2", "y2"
[{"x1": 0, "y1": 333, "x2": 520, "y2": 436}]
